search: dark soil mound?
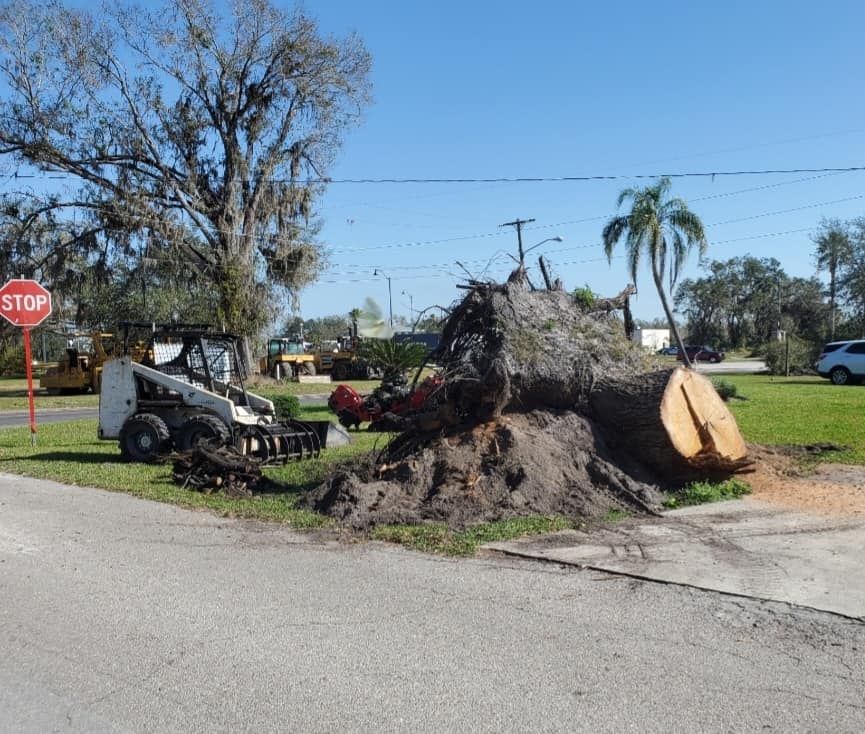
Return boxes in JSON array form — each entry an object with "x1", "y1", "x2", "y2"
[{"x1": 308, "y1": 410, "x2": 665, "y2": 530}]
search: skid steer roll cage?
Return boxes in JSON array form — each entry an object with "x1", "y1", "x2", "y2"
[{"x1": 136, "y1": 329, "x2": 253, "y2": 407}]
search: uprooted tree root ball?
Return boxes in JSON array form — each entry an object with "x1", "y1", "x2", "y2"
[{"x1": 306, "y1": 272, "x2": 751, "y2": 531}]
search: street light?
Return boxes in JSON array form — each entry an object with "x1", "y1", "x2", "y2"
[
  {"x1": 401, "y1": 290, "x2": 414, "y2": 331},
  {"x1": 373, "y1": 268, "x2": 393, "y2": 326},
  {"x1": 524, "y1": 235, "x2": 564, "y2": 257}
]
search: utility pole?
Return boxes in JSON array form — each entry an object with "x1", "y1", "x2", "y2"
[
  {"x1": 500, "y1": 218, "x2": 535, "y2": 264},
  {"x1": 538, "y1": 255, "x2": 553, "y2": 289}
]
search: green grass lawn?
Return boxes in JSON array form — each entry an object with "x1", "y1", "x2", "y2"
[{"x1": 718, "y1": 374, "x2": 865, "y2": 464}]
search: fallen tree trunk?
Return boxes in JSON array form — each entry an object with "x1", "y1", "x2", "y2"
[{"x1": 591, "y1": 367, "x2": 750, "y2": 475}]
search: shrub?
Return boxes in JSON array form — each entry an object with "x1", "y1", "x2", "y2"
[
  {"x1": 712, "y1": 378, "x2": 738, "y2": 402},
  {"x1": 762, "y1": 336, "x2": 816, "y2": 375},
  {"x1": 271, "y1": 394, "x2": 301, "y2": 419},
  {"x1": 356, "y1": 339, "x2": 427, "y2": 378},
  {"x1": 0, "y1": 344, "x2": 25, "y2": 376},
  {"x1": 572, "y1": 285, "x2": 595, "y2": 311}
]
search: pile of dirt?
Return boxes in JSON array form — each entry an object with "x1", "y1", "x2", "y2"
[
  {"x1": 311, "y1": 410, "x2": 664, "y2": 530},
  {"x1": 306, "y1": 271, "x2": 749, "y2": 531}
]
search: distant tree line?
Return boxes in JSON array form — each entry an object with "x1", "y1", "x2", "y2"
[{"x1": 672, "y1": 217, "x2": 865, "y2": 371}]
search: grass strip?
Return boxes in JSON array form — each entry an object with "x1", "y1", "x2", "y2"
[{"x1": 371, "y1": 516, "x2": 574, "y2": 556}]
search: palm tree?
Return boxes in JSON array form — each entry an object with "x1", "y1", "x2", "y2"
[
  {"x1": 602, "y1": 177, "x2": 707, "y2": 368},
  {"x1": 812, "y1": 218, "x2": 852, "y2": 341}
]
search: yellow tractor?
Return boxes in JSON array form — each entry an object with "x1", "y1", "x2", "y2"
[
  {"x1": 40, "y1": 332, "x2": 121, "y2": 394},
  {"x1": 260, "y1": 337, "x2": 317, "y2": 380}
]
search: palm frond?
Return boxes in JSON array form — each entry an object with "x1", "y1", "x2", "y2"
[
  {"x1": 624, "y1": 227, "x2": 643, "y2": 284},
  {"x1": 669, "y1": 228, "x2": 685, "y2": 288},
  {"x1": 601, "y1": 215, "x2": 630, "y2": 262},
  {"x1": 616, "y1": 187, "x2": 637, "y2": 209}
]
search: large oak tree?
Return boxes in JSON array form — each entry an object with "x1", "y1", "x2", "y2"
[{"x1": 0, "y1": 0, "x2": 371, "y2": 334}]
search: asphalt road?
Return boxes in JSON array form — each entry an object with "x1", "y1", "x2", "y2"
[
  {"x1": 2, "y1": 474, "x2": 863, "y2": 733},
  {"x1": 0, "y1": 407, "x2": 99, "y2": 428},
  {"x1": 697, "y1": 359, "x2": 767, "y2": 374}
]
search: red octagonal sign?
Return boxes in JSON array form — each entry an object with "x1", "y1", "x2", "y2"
[{"x1": 0, "y1": 279, "x2": 53, "y2": 327}]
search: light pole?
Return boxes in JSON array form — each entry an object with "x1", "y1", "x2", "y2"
[
  {"x1": 401, "y1": 290, "x2": 414, "y2": 330},
  {"x1": 524, "y1": 235, "x2": 564, "y2": 256},
  {"x1": 373, "y1": 269, "x2": 393, "y2": 326}
]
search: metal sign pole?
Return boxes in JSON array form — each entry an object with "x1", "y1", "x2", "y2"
[{"x1": 22, "y1": 327, "x2": 37, "y2": 446}]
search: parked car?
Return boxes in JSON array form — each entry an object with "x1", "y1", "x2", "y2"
[
  {"x1": 814, "y1": 340, "x2": 865, "y2": 385},
  {"x1": 676, "y1": 345, "x2": 725, "y2": 363},
  {"x1": 657, "y1": 346, "x2": 679, "y2": 356}
]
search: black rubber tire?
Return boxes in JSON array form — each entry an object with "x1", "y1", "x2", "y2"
[
  {"x1": 337, "y1": 410, "x2": 361, "y2": 430},
  {"x1": 331, "y1": 362, "x2": 350, "y2": 381},
  {"x1": 301, "y1": 361, "x2": 317, "y2": 376},
  {"x1": 177, "y1": 414, "x2": 230, "y2": 451},
  {"x1": 272, "y1": 364, "x2": 286, "y2": 381},
  {"x1": 120, "y1": 413, "x2": 171, "y2": 462},
  {"x1": 830, "y1": 366, "x2": 851, "y2": 386}
]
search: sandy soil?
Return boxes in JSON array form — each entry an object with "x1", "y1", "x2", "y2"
[{"x1": 745, "y1": 445, "x2": 865, "y2": 517}]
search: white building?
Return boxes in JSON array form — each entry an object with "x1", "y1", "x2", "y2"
[{"x1": 632, "y1": 327, "x2": 670, "y2": 351}]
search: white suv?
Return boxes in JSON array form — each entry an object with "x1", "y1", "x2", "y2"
[{"x1": 815, "y1": 340, "x2": 865, "y2": 385}]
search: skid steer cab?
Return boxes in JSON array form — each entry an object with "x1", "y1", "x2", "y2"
[{"x1": 98, "y1": 329, "x2": 345, "y2": 464}]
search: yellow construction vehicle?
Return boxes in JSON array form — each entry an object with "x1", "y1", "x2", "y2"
[
  {"x1": 40, "y1": 332, "x2": 121, "y2": 394},
  {"x1": 260, "y1": 337, "x2": 317, "y2": 380},
  {"x1": 313, "y1": 335, "x2": 371, "y2": 380}
]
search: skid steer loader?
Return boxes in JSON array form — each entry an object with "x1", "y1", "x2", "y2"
[{"x1": 98, "y1": 328, "x2": 347, "y2": 463}]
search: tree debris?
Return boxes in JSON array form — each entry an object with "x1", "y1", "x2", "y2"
[
  {"x1": 307, "y1": 269, "x2": 751, "y2": 530},
  {"x1": 171, "y1": 442, "x2": 263, "y2": 497}
]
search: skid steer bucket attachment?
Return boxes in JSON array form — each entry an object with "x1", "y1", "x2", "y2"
[{"x1": 235, "y1": 419, "x2": 335, "y2": 465}]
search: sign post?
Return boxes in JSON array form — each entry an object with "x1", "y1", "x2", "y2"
[{"x1": 0, "y1": 279, "x2": 53, "y2": 446}]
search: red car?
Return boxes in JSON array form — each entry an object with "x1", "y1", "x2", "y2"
[{"x1": 676, "y1": 345, "x2": 725, "y2": 363}]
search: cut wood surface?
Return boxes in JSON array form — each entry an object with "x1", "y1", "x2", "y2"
[
  {"x1": 664, "y1": 367, "x2": 747, "y2": 464},
  {"x1": 591, "y1": 367, "x2": 749, "y2": 475}
]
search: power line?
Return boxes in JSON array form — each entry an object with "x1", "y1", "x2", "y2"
[
  {"x1": 135, "y1": 220, "x2": 821, "y2": 284},
  {"x1": 9, "y1": 170, "x2": 863, "y2": 257},
  {"x1": 321, "y1": 226, "x2": 825, "y2": 279},
  {"x1": 706, "y1": 194, "x2": 865, "y2": 226},
  {"x1": 8, "y1": 165, "x2": 865, "y2": 185},
  {"x1": 9, "y1": 181, "x2": 864, "y2": 272},
  {"x1": 316, "y1": 166, "x2": 865, "y2": 184}
]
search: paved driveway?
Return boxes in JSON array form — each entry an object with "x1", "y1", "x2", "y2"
[
  {"x1": 488, "y1": 498, "x2": 865, "y2": 619},
  {"x1": 697, "y1": 359, "x2": 767, "y2": 374}
]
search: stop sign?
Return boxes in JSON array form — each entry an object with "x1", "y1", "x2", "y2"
[{"x1": 0, "y1": 279, "x2": 53, "y2": 327}]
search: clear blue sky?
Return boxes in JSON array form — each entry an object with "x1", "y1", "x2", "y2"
[{"x1": 295, "y1": 0, "x2": 865, "y2": 325}]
